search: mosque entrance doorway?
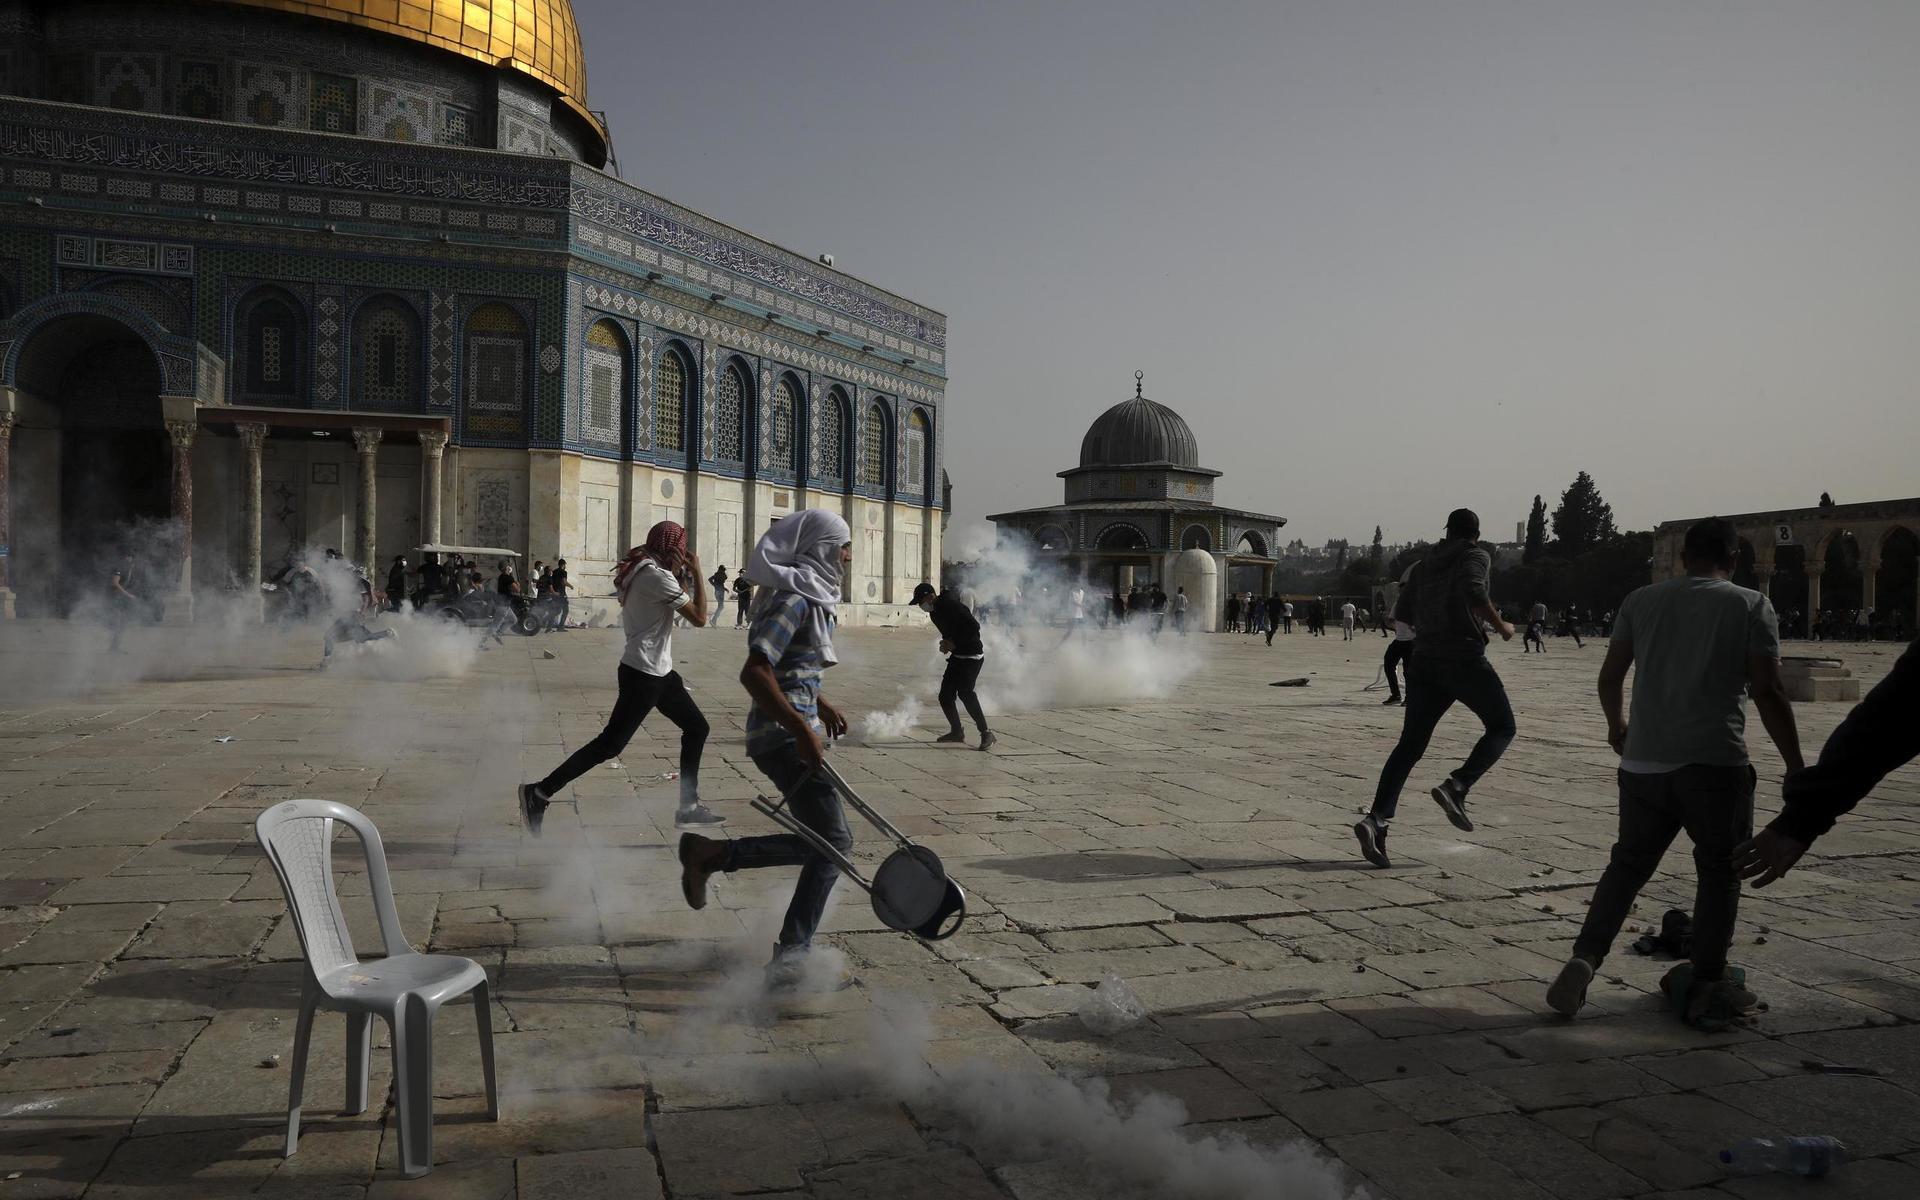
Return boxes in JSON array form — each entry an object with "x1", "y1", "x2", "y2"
[{"x1": 11, "y1": 316, "x2": 170, "y2": 615}]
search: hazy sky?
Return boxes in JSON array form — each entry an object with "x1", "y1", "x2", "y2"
[{"x1": 575, "y1": 0, "x2": 1920, "y2": 549}]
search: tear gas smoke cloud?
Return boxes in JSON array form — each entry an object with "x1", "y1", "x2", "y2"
[
  {"x1": 854, "y1": 526, "x2": 1200, "y2": 732},
  {"x1": 5, "y1": 528, "x2": 482, "y2": 700},
  {"x1": 794, "y1": 997, "x2": 1357, "y2": 1200}
]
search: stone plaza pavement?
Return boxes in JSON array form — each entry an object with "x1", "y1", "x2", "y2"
[{"x1": 2, "y1": 616, "x2": 1918, "y2": 1200}]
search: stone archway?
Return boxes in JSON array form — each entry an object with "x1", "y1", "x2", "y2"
[
  {"x1": 1878, "y1": 527, "x2": 1918, "y2": 635},
  {"x1": 6, "y1": 313, "x2": 173, "y2": 616}
]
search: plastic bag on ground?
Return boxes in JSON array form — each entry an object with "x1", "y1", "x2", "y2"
[{"x1": 1078, "y1": 972, "x2": 1148, "y2": 1036}]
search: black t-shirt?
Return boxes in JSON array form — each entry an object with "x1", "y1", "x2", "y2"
[
  {"x1": 387, "y1": 566, "x2": 406, "y2": 593},
  {"x1": 931, "y1": 592, "x2": 984, "y2": 656},
  {"x1": 550, "y1": 568, "x2": 569, "y2": 596},
  {"x1": 497, "y1": 571, "x2": 517, "y2": 596}
]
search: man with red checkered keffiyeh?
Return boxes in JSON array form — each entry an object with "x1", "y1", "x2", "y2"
[{"x1": 518, "y1": 521, "x2": 725, "y2": 836}]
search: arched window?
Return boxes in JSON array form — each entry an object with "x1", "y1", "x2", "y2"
[
  {"x1": 582, "y1": 319, "x2": 625, "y2": 446},
  {"x1": 815, "y1": 386, "x2": 848, "y2": 480},
  {"x1": 654, "y1": 346, "x2": 688, "y2": 454},
  {"x1": 768, "y1": 375, "x2": 799, "y2": 473},
  {"x1": 236, "y1": 288, "x2": 304, "y2": 404},
  {"x1": 861, "y1": 402, "x2": 888, "y2": 488},
  {"x1": 463, "y1": 302, "x2": 527, "y2": 440},
  {"x1": 1035, "y1": 524, "x2": 1071, "y2": 552},
  {"x1": 1181, "y1": 525, "x2": 1212, "y2": 551},
  {"x1": 715, "y1": 360, "x2": 747, "y2": 461},
  {"x1": 354, "y1": 296, "x2": 419, "y2": 411},
  {"x1": 900, "y1": 409, "x2": 930, "y2": 497}
]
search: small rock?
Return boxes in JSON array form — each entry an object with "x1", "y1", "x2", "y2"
[
  {"x1": 1352, "y1": 963, "x2": 1366, "y2": 973},
  {"x1": 258, "y1": 1055, "x2": 280, "y2": 1069},
  {"x1": 1539, "y1": 904, "x2": 1554, "y2": 913},
  {"x1": 542, "y1": 650, "x2": 557, "y2": 660},
  {"x1": 1438, "y1": 871, "x2": 1452, "y2": 880},
  {"x1": 1758, "y1": 926, "x2": 1771, "y2": 934},
  {"x1": 1754, "y1": 936, "x2": 1768, "y2": 945},
  {"x1": 1395, "y1": 1065, "x2": 1408, "y2": 1074}
]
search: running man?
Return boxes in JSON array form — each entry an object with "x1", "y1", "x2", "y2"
[
  {"x1": 517, "y1": 521, "x2": 721, "y2": 837},
  {"x1": 678, "y1": 510, "x2": 857, "y2": 990},
  {"x1": 1547, "y1": 518, "x2": 1803, "y2": 1029},
  {"x1": 912, "y1": 582, "x2": 997, "y2": 750},
  {"x1": 1354, "y1": 509, "x2": 1516, "y2": 868}
]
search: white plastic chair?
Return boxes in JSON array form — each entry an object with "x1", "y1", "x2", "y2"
[{"x1": 255, "y1": 799, "x2": 497, "y2": 1178}]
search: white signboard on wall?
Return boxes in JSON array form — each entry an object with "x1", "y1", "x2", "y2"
[{"x1": 1775, "y1": 523, "x2": 1795, "y2": 546}]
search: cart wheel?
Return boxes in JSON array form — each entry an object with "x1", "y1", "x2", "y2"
[{"x1": 515, "y1": 611, "x2": 541, "y2": 636}]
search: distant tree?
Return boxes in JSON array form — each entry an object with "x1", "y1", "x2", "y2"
[
  {"x1": 1369, "y1": 526, "x2": 1385, "y2": 580},
  {"x1": 1523, "y1": 495, "x2": 1548, "y2": 564},
  {"x1": 1551, "y1": 471, "x2": 1617, "y2": 557},
  {"x1": 1386, "y1": 540, "x2": 1430, "y2": 582}
]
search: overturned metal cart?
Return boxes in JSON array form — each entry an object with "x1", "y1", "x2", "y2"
[{"x1": 751, "y1": 759, "x2": 968, "y2": 941}]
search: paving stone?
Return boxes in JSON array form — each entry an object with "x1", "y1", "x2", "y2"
[
  {"x1": 513, "y1": 1147, "x2": 663, "y2": 1200},
  {"x1": 1447, "y1": 1112, "x2": 1651, "y2": 1200},
  {"x1": 651, "y1": 1104, "x2": 822, "y2": 1193},
  {"x1": 1474, "y1": 1059, "x2": 1669, "y2": 1110},
  {"x1": 1327, "y1": 1124, "x2": 1551, "y2": 1199}
]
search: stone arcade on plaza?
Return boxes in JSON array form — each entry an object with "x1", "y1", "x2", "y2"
[
  {"x1": 988, "y1": 373, "x2": 1284, "y2": 631},
  {"x1": 0, "y1": 0, "x2": 946, "y2": 622},
  {"x1": 1652, "y1": 496, "x2": 1920, "y2": 631}
]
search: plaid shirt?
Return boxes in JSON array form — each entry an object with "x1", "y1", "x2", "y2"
[{"x1": 745, "y1": 592, "x2": 827, "y2": 756}]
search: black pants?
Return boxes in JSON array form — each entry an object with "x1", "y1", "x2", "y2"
[
  {"x1": 1371, "y1": 654, "x2": 1514, "y2": 818},
  {"x1": 940, "y1": 656, "x2": 989, "y2": 734},
  {"x1": 1383, "y1": 640, "x2": 1414, "y2": 698},
  {"x1": 537, "y1": 665, "x2": 708, "y2": 803},
  {"x1": 1573, "y1": 765, "x2": 1755, "y2": 980}
]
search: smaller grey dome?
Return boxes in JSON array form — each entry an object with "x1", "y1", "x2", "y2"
[{"x1": 1079, "y1": 374, "x2": 1200, "y2": 468}]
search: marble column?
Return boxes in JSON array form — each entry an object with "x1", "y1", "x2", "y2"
[
  {"x1": 164, "y1": 418, "x2": 197, "y2": 620},
  {"x1": 1863, "y1": 554, "x2": 1880, "y2": 616},
  {"x1": 352, "y1": 427, "x2": 381, "y2": 574},
  {"x1": 1806, "y1": 567, "x2": 1823, "y2": 624},
  {"x1": 0, "y1": 413, "x2": 13, "y2": 619},
  {"x1": 237, "y1": 422, "x2": 268, "y2": 617},
  {"x1": 1753, "y1": 564, "x2": 1774, "y2": 601},
  {"x1": 417, "y1": 429, "x2": 447, "y2": 546}
]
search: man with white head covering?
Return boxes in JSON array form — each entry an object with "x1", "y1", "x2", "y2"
[{"x1": 679, "y1": 510, "x2": 856, "y2": 990}]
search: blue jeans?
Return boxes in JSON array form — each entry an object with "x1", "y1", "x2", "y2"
[
  {"x1": 727, "y1": 745, "x2": 853, "y2": 949},
  {"x1": 1370, "y1": 653, "x2": 1515, "y2": 818}
]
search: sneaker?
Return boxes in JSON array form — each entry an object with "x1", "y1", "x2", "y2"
[
  {"x1": 1353, "y1": 818, "x2": 1391, "y2": 868},
  {"x1": 1382, "y1": 695, "x2": 1401, "y2": 706},
  {"x1": 678, "y1": 833, "x2": 727, "y2": 910},
  {"x1": 674, "y1": 803, "x2": 727, "y2": 830},
  {"x1": 1431, "y1": 778, "x2": 1475, "y2": 832},
  {"x1": 936, "y1": 731, "x2": 966, "y2": 744},
  {"x1": 518, "y1": 783, "x2": 549, "y2": 837},
  {"x1": 1547, "y1": 957, "x2": 1595, "y2": 1017},
  {"x1": 979, "y1": 731, "x2": 997, "y2": 752},
  {"x1": 764, "y1": 950, "x2": 857, "y2": 993}
]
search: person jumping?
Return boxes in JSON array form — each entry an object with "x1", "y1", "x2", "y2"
[
  {"x1": 912, "y1": 582, "x2": 996, "y2": 751},
  {"x1": 517, "y1": 521, "x2": 722, "y2": 837},
  {"x1": 1354, "y1": 509, "x2": 1517, "y2": 868}
]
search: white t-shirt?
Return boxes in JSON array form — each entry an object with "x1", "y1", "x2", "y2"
[
  {"x1": 620, "y1": 561, "x2": 690, "y2": 676},
  {"x1": 1393, "y1": 619, "x2": 1416, "y2": 642},
  {"x1": 1340, "y1": 602, "x2": 1356, "y2": 622},
  {"x1": 1282, "y1": 602, "x2": 1294, "y2": 617},
  {"x1": 1171, "y1": 593, "x2": 1189, "y2": 613},
  {"x1": 1530, "y1": 602, "x2": 1548, "y2": 624},
  {"x1": 1070, "y1": 587, "x2": 1086, "y2": 619}
]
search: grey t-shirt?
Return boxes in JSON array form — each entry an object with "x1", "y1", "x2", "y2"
[{"x1": 1612, "y1": 576, "x2": 1780, "y2": 767}]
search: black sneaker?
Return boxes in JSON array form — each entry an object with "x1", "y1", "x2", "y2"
[
  {"x1": 1381, "y1": 695, "x2": 1401, "y2": 706},
  {"x1": 674, "y1": 803, "x2": 726, "y2": 830},
  {"x1": 1547, "y1": 956, "x2": 1594, "y2": 1017},
  {"x1": 1431, "y1": 778, "x2": 1474, "y2": 832},
  {"x1": 936, "y1": 731, "x2": 966, "y2": 744},
  {"x1": 1353, "y1": 818, "x2": 1391, "y2": 868},
  {"x1": 978, "y1": 731, "x2": 997, "y2": 752},
  {"x1": 518, "y1": 783, "x2": 549, "y2": 837}
]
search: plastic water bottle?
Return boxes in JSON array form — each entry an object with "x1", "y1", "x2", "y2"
[{"x1": 1719, "y1": 1136, "x2": 1847, "y2": 1177}]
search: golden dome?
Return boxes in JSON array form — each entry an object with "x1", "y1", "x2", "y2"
[{"x1": 215, "y1": 0, "x2": 603, "y2": 145}]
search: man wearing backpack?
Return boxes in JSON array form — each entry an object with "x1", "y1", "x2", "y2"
[{"x1": 1354, "y1": 508, "x2": 1516, "y2": 868}]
